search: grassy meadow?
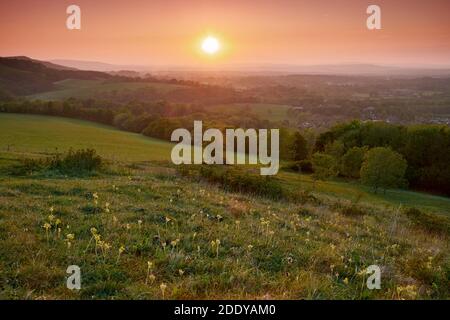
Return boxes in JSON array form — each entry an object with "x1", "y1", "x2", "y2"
[
  {"x1": 0, "y1": 114, "x2": 449, "y2": 300},
  {"x1": 0, "y1": 114, "x2": 173, "y2": 162},
  {"x1": 211, "y1": 103, "x2": 292, "y2": 123}
]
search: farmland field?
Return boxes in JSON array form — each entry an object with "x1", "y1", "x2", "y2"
[
  {"x1": 27, "y1": 79, "x2": 187, "y2": 100},
  {"x1": 211, "y1": 103, "x2": 292, "y2": 123}
]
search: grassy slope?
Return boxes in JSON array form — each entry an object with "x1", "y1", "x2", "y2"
[
  {"x1": 0, "y1": 114, "x2": 448, "y2": 299},
  {"x1": 27, "y1": 79, "x2": 186, "y2": 100},
  {"x1": 278, "y1": 172, "x2": 450, "y2": 216},
  {"x1": 0, "y1": 113, "x2": 173, "y2": 162},
  {"x1": 1, "y1": 113, "x2": 449, "y2": 213}
]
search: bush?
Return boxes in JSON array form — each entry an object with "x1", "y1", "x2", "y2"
[
  {"x1": 179, "y1": 165, "x2": 285, "y2": 200},
  {"x1": 10, "y1": 149, "x2": 104, "y2": 176},
  {"x1": 10, "y1": 157, "x2": 46, "y2": 175},
  {"x1": 404, "y1": 207, "x2": 450, "y2": 234},
  {"x1": 283, "y1": 160, "x2": 313, "y2": 173},
  {"x1": 340, "y1": 205, "x2": 366, "y2": 217},
  {"x1": 49, "y1": 149, "x2": 103, "y2": 174}
]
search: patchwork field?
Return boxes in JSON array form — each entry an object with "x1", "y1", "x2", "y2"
[
  {"x1": 27, "y1": 79, "x2": 187, "y2": 100},
  {"x1": 211, "y1": 103, "x2": 292, "y2": 123}
]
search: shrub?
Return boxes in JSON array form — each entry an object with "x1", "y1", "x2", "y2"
[
  {"x1": 404, "y1": 207, "x2": 450, "y2": 234},
  {"x1": 10, "y1": 157, "x2": 46, "y2": 175},
  {"x1": 10, "y1": 149, "x2": 104, "y2": 176},
  {"x1": 178, "y1": 165, "x2": 285, "y2": 200},
  {"x1": 283, "y1": 160, "x2": 313, "y2": 173},
  {"x1": 48, "y1": 149, "x2": 103, "y2": 174},
  {"x1": 340, "y1": 205, "x2": 366, "y2": 217}
]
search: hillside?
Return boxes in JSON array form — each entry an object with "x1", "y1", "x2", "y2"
[
  {"x1": 0, "y1": 113, "x2": 173, "y2": 162},
  {"x1": 0, "y1": 57, "x2": 113, "y2": 96},
  {"x1": 1, "y1": 113, "x2": 449, "y2": 214},
  {"x1": 27, "y1": 79, "x2": 188, "y2": 101},
  {"x1": 0, "y1": 114, "x2": 448, "y2": 300}
]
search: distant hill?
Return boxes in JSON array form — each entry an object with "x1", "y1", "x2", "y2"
[
  {"x1": 50, "y1": 59, "x2": 150, "y2": 72},
  {"x1": 0, "y1": 56, "x2": 114, "y2": 96},
  {"x1": 3, "y1": 56, "x2": 78, "y2": 71}
]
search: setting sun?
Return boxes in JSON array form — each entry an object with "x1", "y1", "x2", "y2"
[{"x1": 201, "y1": 36, "x2": 220, "y2": 55}]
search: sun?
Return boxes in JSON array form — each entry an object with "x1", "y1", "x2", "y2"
[{"x1": 201, "y1": 36, "x2": 220, "y2": 55}]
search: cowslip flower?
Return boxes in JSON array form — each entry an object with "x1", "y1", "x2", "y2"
[
  {"x1": 116, "y1": 245, "x2": 125, "y2": 263},
  {"x1": 160, "y1": 283, "x2": 167, "y2": 299},
  {"x1": 43, "y1": 222, "x2": 51, "y2": 241},
  {"x1": 211, "y1": 239, "x2": 221, "y2": 258},
  {"x1": 92, "y1": 192, "x2": 99, "y2": 206},
  {"x1": 66, "y1": 233, "x2": 75, "y2": 249},
  {"x1": 170, "y1": 239, "x2": 180, "y2": 248},
  {"x1": 145, "y1": 261, "x2": 154, "y2": 284}
]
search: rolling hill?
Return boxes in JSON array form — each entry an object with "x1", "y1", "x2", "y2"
[
  {"x1": 27, "y1": 79, "x2": 188, "y2": 100},
  {"x1": 1, "y1": 113, "x2": 448, "y2": 215},
  {"x1": 0, "y1": 56, "x2": 113, "y2": 96},
  {"x1": 0, "y1": 113, "x2": 448, "y2": 300},
  {"x1": 0, "y1": 113, "x2": 173, "y2": 162}
]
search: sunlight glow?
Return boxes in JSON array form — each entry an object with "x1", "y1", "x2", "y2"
[{"x1": 201, "y1": 36, "x2": 220, "y2": 55}]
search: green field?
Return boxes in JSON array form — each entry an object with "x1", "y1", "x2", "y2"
[
  {"x1": 27, "y1": 79, "x2": 186, "y2": 100},
  {"x1": 0, "y1": 113, "x2": 448, "y2": 300},
  {"x1": 278, "y1": 172, "x2": 450, "y2": 216},
  {"x1": 0, "y1": 113, "x2": 173, "y2": 162},
  {"x1": 1, "y1": 113, "x2": 449, "y2": 214}
]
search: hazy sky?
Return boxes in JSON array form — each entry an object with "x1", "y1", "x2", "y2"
[{"x1": 1, "y1": 0, "x2": 450, "y2": 67}]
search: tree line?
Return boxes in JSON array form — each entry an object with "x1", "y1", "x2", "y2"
[{"x1": 312, "y1": 121, "x2": 450, "y2": 195}]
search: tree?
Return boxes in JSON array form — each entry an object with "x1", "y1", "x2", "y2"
[
  {"x1": 113, "y1": 113, "x2": 131, "y2": 129},
  {"x1": 360, "y1": 147, "x2": 407, "y2": 193},
  {"x1": 278, "y1": 128, "x2": 294, "y2": 160},
  {"x1": 325, "y1": 140, "x2": 345, "y2": 159},
  {"x1": 311, "y1": 152, "x2": 338, "y2": 181},
  {"x1": 292, "y1": 132, "x2": 308, "y2": 161},
  {"x1": 341, "y1": 147, "x2": 367, "y2": 178}
]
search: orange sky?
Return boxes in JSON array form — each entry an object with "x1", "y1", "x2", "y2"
[{"x1": 1, "y1": 0, "x2": 450, "y2": 67}]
